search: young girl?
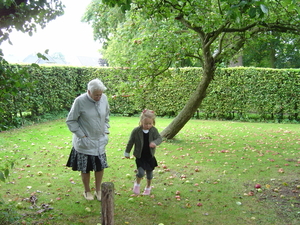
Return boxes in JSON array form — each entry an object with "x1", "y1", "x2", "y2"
[{"x1": 124, "y1": 109, "x2": 162, "y2": 195}]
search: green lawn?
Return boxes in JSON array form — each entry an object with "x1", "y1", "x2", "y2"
[{"x1": 1, "y1": 116, "x2": 300, "y2": 225}]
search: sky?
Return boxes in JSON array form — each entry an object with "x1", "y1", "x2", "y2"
[{"x1": 1, "y1": 0, "x2": 101, "y2": 65}]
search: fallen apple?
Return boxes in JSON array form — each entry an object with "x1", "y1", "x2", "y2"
[
  {"x1": 248, "y1": 191, "x2": 254, "y2": 196},
  {"x1": 255, "y1": 184, "x2": 261, "y2": 189},
  {"x1": 126, "y1": 174, "x2": 132, "y2": 179},
  {"x1": 16, "y1": 202, "x2": 24, "y2": 209}
]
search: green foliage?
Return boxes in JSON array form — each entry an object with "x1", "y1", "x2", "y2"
[
  {"x1": 82, "y1": 0, "x2": 126, "y2": 48},
  {"x1": 86, "y1": 0, "x2": 300, "y2": 138},
  {"x1": 1, "y1": 65, "x2": 299, "y2": 131},
  {"x1": 86, "y1": 0, "x2": 300, "y2": 70},
  {"x1": 0, "y1": 58, "x2": 36, "y2": 130},
  {"x1": 0, "y1": 157, "x2": 15, "y2": 183},
  {"x1": 243, "y1": 33, "x2": 300, "y2": 68},
  {"x1": 203, "y1": 68, "x2": 300, "y2": 121},
  {"x1": 0, "y1": 201, "x2": 20, "y2": 225}
]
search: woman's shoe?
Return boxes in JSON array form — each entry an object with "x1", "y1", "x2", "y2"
[
  {"x1": 83, "y1": 191, "x2": 94, "y2": 200},
  {"x1": 95, "y1": 191, "x2": 101, "y2": 201}
]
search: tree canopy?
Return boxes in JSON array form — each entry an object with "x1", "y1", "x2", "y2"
[
  {"x1": 0, "y1": 0, "x2": 64, "y2": 47},
  {"x1": 243, "y1": 33, "x2": 300, "y2": 68},
  {"x1": 84, "y1": 0, "x2": 300, "y2": 139}
]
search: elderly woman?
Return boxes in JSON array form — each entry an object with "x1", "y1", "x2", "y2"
[{"x1": 66, "y1": 78, "x2": 110, "y2": 201}]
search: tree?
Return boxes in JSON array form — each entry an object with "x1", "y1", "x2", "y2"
[
  {"x1": 85, "y1": 0, "x2": 300, "y2": 139},
  {"x1": 0, "y1": 0, "x2": 64, "y2": 47},
  {"x1": 243, "y1": 33, "x2": 300, "y2": 68},
  {"x1": 0, "y1": 0, "x2": 64, "y2": 130}
]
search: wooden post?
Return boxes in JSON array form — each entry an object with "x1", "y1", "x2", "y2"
[{"x1": 101, "y1": 182, "x2": 114, "y2": 225}]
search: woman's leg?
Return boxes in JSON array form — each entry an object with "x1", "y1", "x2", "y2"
[
  {"x1": 81, "y1": 172, "x2": 91, "y2": 192},
  {"x1": 81, "y1": 172, "x2": 94, "y2": 200},
  {"x1": 95, "y1": 169, "x2": 104, "y2": 192}
]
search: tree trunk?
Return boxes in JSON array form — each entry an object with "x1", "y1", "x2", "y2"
[{"x1": 161, "y1": 55, "x2": 215, "y2": 139}]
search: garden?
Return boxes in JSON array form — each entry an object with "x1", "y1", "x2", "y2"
[{"x1": 1, "y1": 116, "x2": 299, "y2": 224}]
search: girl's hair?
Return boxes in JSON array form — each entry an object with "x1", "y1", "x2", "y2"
[
  {"x1": 88, "y1": 78, "x2": 107, "y2": 93},
  {"x1": 139, "y1": 109, "x2": 156, "y2": 126}
]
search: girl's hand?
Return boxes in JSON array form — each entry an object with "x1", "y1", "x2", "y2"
[{"x1": 149, "y1": 142, "x2": 156, "y2": 148}]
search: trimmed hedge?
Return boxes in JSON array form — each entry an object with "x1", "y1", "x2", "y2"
[{"x1": 1, "y1": 64, "x2": 299, "y2": 130}]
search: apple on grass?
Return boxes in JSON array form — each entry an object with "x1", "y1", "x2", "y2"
[
  {"x1": 257, "y1": 188, "x2": 263, "y2": 193},
  {"x1": 37, "y1": 171, "x2": 43, "y2": 176},
  {"x1": 16, "y1": 202, "x2": 24, "y2": 209},
  {"x1": 255, "y1": 184, "x2": 261, "y2": 189}
]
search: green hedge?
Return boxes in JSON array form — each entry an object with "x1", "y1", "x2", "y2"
[
  {"x1": 203, "y1": 68, "x2": 299, "y2": 121},
  {"x1": 1, "y1": 64, "x2": 299, "y2": 130}
]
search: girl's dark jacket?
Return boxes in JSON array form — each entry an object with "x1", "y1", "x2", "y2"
[{"x1": 124, "y1": 126, "x2": 162, "y2": 158}]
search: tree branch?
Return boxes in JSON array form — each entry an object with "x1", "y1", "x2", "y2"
[
  {"x1": 215, "y1": 35, "x2": 246, "y2": 63},
  {"x1": 175, "y1": 14, "x2": 205, "y2": 39},
  {"x1": 222, "y1": 23, "x2": 258, "y2": 33},
  {"x1": 223, "y1": 22, "x2": 299, "y2": 35},
  {"x1": 204, "y1": 23, "x2": 229, "y2": 49},
  {"x1": 213, "y1": 32, "x2": 226, "y2": 59}
]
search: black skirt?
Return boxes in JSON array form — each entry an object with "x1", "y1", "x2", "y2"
[
  {"x1": 136, "y1": 156, "x2": 158, "y2": 171},
  {"x1": 66, "y1": 147, "x2": 108, "y2": 173}
]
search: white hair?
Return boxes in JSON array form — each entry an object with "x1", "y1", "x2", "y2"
[{"x1": 87, "y1": 78, "x2": 107, "y2": 93}]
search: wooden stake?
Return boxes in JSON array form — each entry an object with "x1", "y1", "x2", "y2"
[{"x1": 101, "y1": 182, "x2": 114, "y2": 225}]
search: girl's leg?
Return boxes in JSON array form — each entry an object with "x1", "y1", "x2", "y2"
[
  {"x1": 146, "y1": 178, "x2": 151, "y2": 189},
  {"x1": 133, "y1": 167, "x2": 145, "y2": 194},
  {"x1": 136, "y1": 176, "x2": 142, "y2": 185},
  {"x1": 136, "y1": 167, "x2": 145, "y2": 184},
  {"x1": 143, "y1": 170, "x2": 153, "y2": 195}
]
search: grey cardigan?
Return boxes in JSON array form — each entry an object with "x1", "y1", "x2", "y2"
[
  {"x1": 124, "y1": 126, "x2": 162, "y2": 158},
  {"x1": 66, "y1": 92, "x2": 110, "y2": 156}
]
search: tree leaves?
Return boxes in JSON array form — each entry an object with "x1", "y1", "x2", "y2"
[{"x1": 0, "y1": 0, "x2": 64, "y2": 45}]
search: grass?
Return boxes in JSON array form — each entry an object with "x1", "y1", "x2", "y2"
[{"x1": 0, "y1": 116, "x2": 300, "y2": 225}]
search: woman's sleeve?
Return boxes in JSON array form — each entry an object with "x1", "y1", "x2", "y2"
[{"x1": 66, "y1": 98, "x2": 85, "y2": 138}]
